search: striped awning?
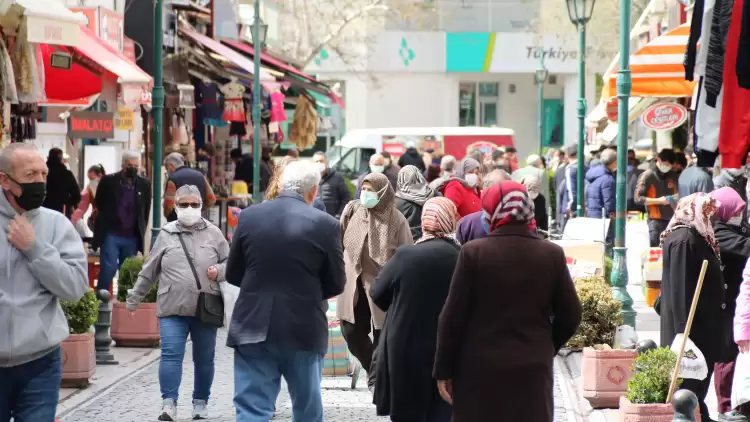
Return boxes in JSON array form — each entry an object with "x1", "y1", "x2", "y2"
[{"x1": 603, "y1": 24, "x2": 696, "y2": 99}]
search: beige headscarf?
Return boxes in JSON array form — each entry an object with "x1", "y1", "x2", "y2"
[{"x1": 342, "y1": 173, "x2": 402, "y2": 271}]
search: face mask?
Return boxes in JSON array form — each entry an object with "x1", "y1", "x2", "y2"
[
  {"x1": 360, "y1": 190, "x2": 381, "y2": 209},
  {"x1": 657, "y1": 163, "x2": 672, "y2": 173},
  {"x1": 89, "y1": 179, "x2": 99, "y2": 194},
  {"x1": 481, "y1": 211, "x2": 491, "y2": 234},
  {"x1": 176, "y1": 206, "x2": 202, "y2": 226},
  {"x1": 728, "y1": 215, "x2": 744, "y2": 226},
  {"x1": 125, "y1": 167, "x2": 138, "y2": 179},
  {"x1": 6, "y1": 176, "x2": 45, "y2": 211},
  {"x1": 316, "y1": 163, "x2": 326, "y2": 174},
  {"x1": 465, "y1": 173, "x2": 479, "y2": 187},
  {"x1": 370, "y1": 165, "x2": 385, "y2": 174}
]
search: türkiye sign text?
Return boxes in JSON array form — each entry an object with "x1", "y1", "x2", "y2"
[{"x1": 68, "y1": 111, "x2": 115, "y2": 138}]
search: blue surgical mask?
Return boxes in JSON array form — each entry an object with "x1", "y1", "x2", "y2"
[
  {"x1": 480, "y1": 211, "x2": 491, "y2": 234},
  {"x1": 361, "y1": 191, "x2": 380, "y2": 208}
]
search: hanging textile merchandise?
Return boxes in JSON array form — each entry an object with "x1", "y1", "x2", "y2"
[{"x1": 289, "y1": 95, "x2": 317, "y2": 151}]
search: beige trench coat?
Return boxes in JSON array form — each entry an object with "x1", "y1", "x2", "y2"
[{"x1": 336, "y1": 207, "x2": 412, "y2": 329}]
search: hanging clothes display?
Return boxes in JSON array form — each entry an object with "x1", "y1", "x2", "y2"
[
  {"x1": 737, "y1": 0, "x2": 750, "y2": 87},
  {"x1": 10, "y1": 103, "x2": 37, "y2": 142},
  {"x1": 270, "y1": 90, "x2": 287, "y2": 123},
  {"x1": 220, "y1": 80, "x2": 246, "y2": 122},
  {"x1": 289, "y1": 95, "x2": 317, "y2": 151},
  {"x1": 196, "y1": 82, "x2": 222, "y2": 120},
  {"x1": 0, "y1": 36, "x2": 18, "y2": 104}
]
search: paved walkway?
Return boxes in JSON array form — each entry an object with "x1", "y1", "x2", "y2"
[{"x1": 62, "y1": 330, "x2": 571, "y2": 421}]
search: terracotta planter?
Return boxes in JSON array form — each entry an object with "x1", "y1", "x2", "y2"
[
  {"x1": 645, "y1": 280, "x2": 661, "y2": 308},
  {"x1": 582, "y1": 347, "x2": 638, "y2": 408},
  {"x1": 61, "y1": 332, "x2": 96, "y2": 388},
  {"x1": 619, "y1": 396, "x2": 700, "y2": 422},
  {"x1": 111, "y1": 302, "x2": 160, "y2": 347}
]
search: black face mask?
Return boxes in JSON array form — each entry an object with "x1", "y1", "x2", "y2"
[
  {"x1": 6, "y1": 176, "x2": 45, "y2": 211},
  {"x1": 125, "y1": 167, "x2": 138, "y2": 179}
]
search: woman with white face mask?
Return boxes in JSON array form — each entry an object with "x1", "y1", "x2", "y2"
[
  {"x1": 436, "y1": 157, "x2": 483, "y2": 218},
  {"x1": 71, "y1": 164, "x2": 106, "y2": 237},
  {"x1": 126, "y1": 184, "x2": 230, "y2": 421}
]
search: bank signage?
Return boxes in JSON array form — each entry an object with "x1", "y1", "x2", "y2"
[
  {"x1": 641, "y1": 103, "x2": 688, "y2": 131},
  {"x1": 68, "y1": 111, "x2": 115, "y2": 138}
]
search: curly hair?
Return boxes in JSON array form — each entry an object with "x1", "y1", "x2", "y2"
[{"x1": 264, "y1": 156, "x2": 299, "y2": 200}]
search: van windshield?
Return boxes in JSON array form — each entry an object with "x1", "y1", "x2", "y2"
[{"x1": 326, "y1": 146, "x2": 351, "y2": 164}]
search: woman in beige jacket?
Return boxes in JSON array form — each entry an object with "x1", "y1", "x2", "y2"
[{"x1": 337, "y1": 172, "x2": 412, "y2": 391}]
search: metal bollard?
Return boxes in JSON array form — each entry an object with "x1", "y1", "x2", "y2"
[
  {"x1": 672, "y1": 389, "x2": 698, "y2": 421},
  {"x1": 95, "y1": 290, "x2": 119, "y2": 365}
]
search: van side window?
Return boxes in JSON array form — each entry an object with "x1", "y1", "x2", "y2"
[{"x1": 358, "y1": 148, "x2": 377, "y2": 173}]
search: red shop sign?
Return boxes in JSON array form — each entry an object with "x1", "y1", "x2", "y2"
[
  {"x1": 606, "y1": 98, "x2": 618, "y2": 122},
  {"x1": 68, "y1": 111, "x2": 115, "y2": 139},
  {"x1": 641, "y1": 103, "x2": 688, "y2": 131}
]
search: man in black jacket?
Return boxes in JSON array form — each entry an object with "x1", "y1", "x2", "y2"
[
  {"x1": 93, "y1": 150, "x2": 151, "y2": 292},
  {"x1": 398, "y1": 142, "x2": 426, "y2": 172},
  {"x1": 312, "y1": 151, "x2": 350, "y2": 218}
]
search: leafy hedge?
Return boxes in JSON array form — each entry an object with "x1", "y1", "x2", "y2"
[
  {"x1": 61, "y1": 289, "x2": 99, "y2": 334},
  {"x1": 627, "y1": 347, "x2": 680, "y2": 404},
  {"x1": 567, "y1": 276, "x2": 622, "y2": 348},
  {"x1": 117, "y1": 256, "x2": 157, "y2": 303}
]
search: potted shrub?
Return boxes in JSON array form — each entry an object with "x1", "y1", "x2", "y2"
[
  {"x1": 573, "y1": 276, "x2": 636, "y2": 408},
  {"x1": 111, "y1": 256, "x2": 160, "y2": 347},
  {"x1": 620, "y1": 347, "x2": 700, "y2": 421},
  {"x1": 60, "y1": 289, "x2": 99, "y2": 387}
]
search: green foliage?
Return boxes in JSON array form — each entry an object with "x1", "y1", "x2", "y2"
[
  {"x1": 547, "y1": 169, "x2": 557, "y2": 218},
  {"x1": 604, "y1": 256, "x2": 613, "y2": 282},
  {"x1": 117, "y1": 256, "x2": 157, "y2": 303},
  {"x1": 567, "y1": 276, "x2": 623, "y2": 348},
  {"x1": 627, "y1": 347, "x2": 680, "y2": 404},
  {"x1": 345, "y1": 178, "x2": 356, "y2": 200},
  {"x1": 60, "y1": 289, "x2": 99, "y2": 334}
]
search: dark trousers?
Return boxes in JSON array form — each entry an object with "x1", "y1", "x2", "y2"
[
  {"x1": 647, "y1": 219, "x2": 670, "y2": 247},
  {"x1": 341, "y1": 277, "x2": 381, "y2": 387},
  {"x1": 0, "y1": 348, "x2": 61, "y2": 422},
  {"x1": 390, "y1": 399, "x2": 452, "y2": 422},
  {"x1": 681, "y1": 358, "x2": 715, "y2": 421}
]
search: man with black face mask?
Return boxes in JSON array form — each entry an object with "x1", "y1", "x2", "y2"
[
  {"x1": 0, "y1": 143, "x2": 89, "y2": 421},
  {"x1": 93, "y1": 150, "x2": 152, "y2": 293},
  {"x1": 635, "y1": 148, "x2": 679, "y2": 246}
]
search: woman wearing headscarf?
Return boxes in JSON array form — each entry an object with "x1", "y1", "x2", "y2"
[
  {"x1": 370, "y1": 197, "x2": 460, "y2": 422},
  {"x1": 433, "y1": 181, "x2": 582, "y2": 421},
  {"x1": 395, "y1": 165, "x2": 437, "y2": 242},
  {"x1": 709, "y1": 187, "x2": 750, "y2": 420},
  {"x1": 338, "y1": 172, "x2": 413, "y2": 391},
  {"x1": 265, "y1": 156, "x2": 326, "y2": 212},
  {"x1": 659, "y1": 193, "x2": 728, "y2": 422},
  {"x1": 520, "y1": 174, "x2": 549, "y2": 235},
  {"x1": 438, "y1": 158, "x2": 482, "y2": 218}
]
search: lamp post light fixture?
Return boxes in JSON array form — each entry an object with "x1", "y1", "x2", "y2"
[
  {"x1": 250, "y1": 8, "x2": 267, "y2": 203},
  {"x1": 535, "y1": 56, "x2": 549, "y2": 156}
]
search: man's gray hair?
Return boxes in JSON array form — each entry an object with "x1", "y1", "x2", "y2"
[
  {"x1": 281, "y1": 160, "x2": 321, "y2": 197},
  {"x1": 0, "y1": 143, "x2": 38, "y2": 174},
  {"x1": 526, "y1": 154, "x2": 542, "y2": 167},
  {"x1": 441, "y1": 155, "x2": 456, "y2": 172},
  {"x1": 122, "y1": 150, "x2": 141, "y2": 165},
  {"x1": 175, "y1": 185, "x2": 202, "y2": 203},
  {"x1": 164, "y1": 152, "x2": 185, "y2": 168},
  {"x1": 600, "y1": 148, "x2": 617, "y2": 166},
  {"x1": 369, "y1": 153, "x2": 384, "y2": 164},
  {"x1": 312, "y1": 151, "x2": 327, "y2": 161},
  {"x1": 482, "y1": 169, "x2": 512, "y2": 189}
]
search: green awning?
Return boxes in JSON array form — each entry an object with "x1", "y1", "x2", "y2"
[{"x1": 307, "y1": 89, "x2": 331, "y2": 109}]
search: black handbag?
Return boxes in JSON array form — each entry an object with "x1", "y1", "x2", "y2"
[{"x1": 177, "y1": 233, "x2": 224, "y2": 327}]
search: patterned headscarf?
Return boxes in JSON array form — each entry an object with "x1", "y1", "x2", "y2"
[
  {"x1": 710, "y1": 187, "x2": 745, "y2": 222},
  {"x1": 395, "y1": 165, "x2": 435, "y2": 206},
  {"x1": 520, "y1": 175, "x2": 541, "y2": 200},
  {"x1": 433, "y1": 157, "x2": 481, "y2": 192},
  {"x1": 481, "y1": 181, "x2": 536, "y2": 231},
  {"x1": 342, "y1": 173, "x2": 403, "y2": 270},
  {"x1": 416, "y1": 197, "x2": 460, "y2": 246},
  {"x1": 660, "y1": 192, "x2": 721, "y2": 262}
]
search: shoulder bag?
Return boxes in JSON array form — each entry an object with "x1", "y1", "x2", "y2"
[{"x1": 177, "y1": 232, "x2": 224, "y2": 327}]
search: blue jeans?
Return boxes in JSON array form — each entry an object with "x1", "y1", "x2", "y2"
[
  {"x1": 234, "y1": 343, "x2": 324, "y2": 422},
  {"x1": 159, "y1": 316, "x2": 218, "y2": 403},
  {"x1": 0, "y1": 347, "x2": 61, "y2": 422},
  {"x1": 98, "y1": 233, "x2": 139, "y2": 292}
]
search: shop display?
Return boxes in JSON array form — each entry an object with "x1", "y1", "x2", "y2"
[
  {"x1": 220, "y1": 80, "x2": 245, "y2": 122},
  {"x1": 10, "y1": 103, "x2": 37, "y2": 142},
  {"x1": 196, "y1": 82, "x2": 221, "y2": 120},
  {"x1": 289, "y1": 95, "x2": 317, "y2": 151}
]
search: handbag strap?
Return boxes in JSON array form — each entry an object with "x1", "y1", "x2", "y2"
[{"x1": 177, "y1": 232, "x2": 202, "y2": 290}]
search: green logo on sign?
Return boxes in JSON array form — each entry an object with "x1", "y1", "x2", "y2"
[
  {"x1": 313, "y1": 48, "x2": 330, "y2": 66},
  {"x1": 399, "y1": 37, "x2": 415, "y2": 67}
]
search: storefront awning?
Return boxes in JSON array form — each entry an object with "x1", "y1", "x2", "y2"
[
  {"x1": 41, "y1": 43, "x2": 102, "y2": 100},
  {"x1": 179, "y1": 26, "x2": 275, "y2": 81},
  {"x1": 222, "y1": 39, "x2": 317, "y2": 83},
  {"x1": 73, "y1": 26, "x2": 151, "y2": 85},
  {"x1": 0, "y1": 0, "x2": 86, "y2": 45},
  {"x1": 586, "y1": 97, "x2": 658, "y2": 126},
  {"x1": 603, "y1": 24, "x2": 696, "y2": 99}
]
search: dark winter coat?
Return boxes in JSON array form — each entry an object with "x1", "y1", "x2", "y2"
[
  {"x1": 714, "y1": 221, "x2": 750, "y2": 361},
  {"x1": 534, "y1": 194, "x2": 549, "y2": 234},
  {"x1": 318, "y1": 169, "x2": 350, "y2": 218},
  {"x1": 394, "y1": 197, "x2": 423, "y2": 242},
  {"x1": 370, "y1": 238, "x2": 460, "y2": 419},
  {"x1": 433, "y1": 224, "x2": 582, "y2": 421},
  {"x1": 585, "y1": 165, "x2": 616, "y2": 218},
  {"x1": 660, "y1": 227, "x2": 730, "y2": 362},
  {"x1": 627, "y1": 166, "x2": 645, "y2": 213},
  {"x1": 398, "y1": 148, "x2": 426, "y2": 173},
  {"x1": 43, "y1": 163, "x2": 81, "y2": 217},
  {"x1": 93, "y1": 172, "x2": 151, "y2": 253},
  {"x1": 678, "y1": 165, "x2": 714, "y2": 199}
]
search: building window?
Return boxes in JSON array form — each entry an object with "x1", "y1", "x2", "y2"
[
  {"x1": 459, "y1": 82, "x2": 499, "y2": 127},
  {"x1": 459, "y1": 83, "x2": 476, "y2": 127}
]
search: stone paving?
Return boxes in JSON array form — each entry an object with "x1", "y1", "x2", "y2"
[{"x1": 62, "y1": 330, "x2": 570, "y2": 421}]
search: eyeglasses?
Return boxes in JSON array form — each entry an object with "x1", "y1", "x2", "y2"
[{"x1": 177, "y1": 202, "x2": 201, "y2": 209}]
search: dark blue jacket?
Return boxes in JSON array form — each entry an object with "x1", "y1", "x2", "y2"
[
  {"x1": 225, "y1": 192, "x2": 346, "y2": 353},
  {"x1": 560, "y1": 162, "x2": 588, "y2": 216},
  {"x1": 584, "y1": 165, "x2": 616, "y2": 218}
]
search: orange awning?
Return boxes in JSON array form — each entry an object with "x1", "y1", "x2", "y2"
[{"x1": 603, "y1": 24, "x2": 696, "y2": 99}]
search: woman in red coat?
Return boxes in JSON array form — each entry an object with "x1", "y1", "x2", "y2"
[{"x1": 440, "y1": 158, "x2": 482, "y2": 217}]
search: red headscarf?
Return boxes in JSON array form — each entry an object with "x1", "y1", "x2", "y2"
[{"x1": 481, "y1": 181, "x2": 537, "y2": 231}]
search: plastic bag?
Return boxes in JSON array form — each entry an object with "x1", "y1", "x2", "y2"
[
  {"x1": 670, "y1": 334, "x2": 708, "y2": 380},
  {"x1": 614, "y1": 325, "x2": 638, "y2": 349},
  {"x1": 732, "y1": 352, "x2": 750, "y2": 409},
  {"x1": 220, "y1": 282, "x2": 240, "y2": 328}
]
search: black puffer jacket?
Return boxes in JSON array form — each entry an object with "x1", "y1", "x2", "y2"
[
  {"x1": 318, "y1": 169, "x2": 351, "y2": 218},
  {"x1": 395, "y1": 197, "x2": 423, "y2": 242},
  {"x1": 398, "y1": 148, "x2": 426, "y2": 173},
  {"x1": 714, "y1": 221, "x2": 750, "y2": 360}
]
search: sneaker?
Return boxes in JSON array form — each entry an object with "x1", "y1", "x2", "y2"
[
  {"x1": 193, "y1": 399, "x2": 209, "y2": 420},
  {"x1": 158, "y1": 399, "x2": 177, "y2": 421},
  {"x1": 720, "y1": 411, "x2": 749, "y2": 422}
]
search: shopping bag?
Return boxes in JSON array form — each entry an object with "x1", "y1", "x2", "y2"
[
  {"x1": 220, "y1": 282, "x2": 240, "y2": 328},
  {"x1": 670, "y1": 334, "x2": 708, "y2": 380},
  {"x1": 732, "y1": 352, "x2": 750, "y2": 409}
]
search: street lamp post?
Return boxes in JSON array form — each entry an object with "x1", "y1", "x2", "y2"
[
  {"x1": 535, "y1": 56, "x2": 549, "y2": 156},
  {"x1": 250, "y1": 6, "x2": 268, "y2": 204},
  {"x1": 151, "y1": 0, "x2": 165, "y2": 246},
  {"x1": 565, "y1": 0, "x2": 595, "y2": 217}
]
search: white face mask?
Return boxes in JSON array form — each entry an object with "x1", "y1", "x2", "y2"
[
  {"x1": 89, "y1": 179, "x2": 99, "y2": 193},
  {"x1": 657, "y1": 163, "x2": 672, "y2": 173},
  {"x1": 370, "y1": 164, "x2": 385, "y2": 174},
  {"x1": 465, "y1": 173, "x2": 479, "y2": 187},
  {"x1": 728, "y1": 215, "x2": 744, "y2": 226},
  {"x1": 176, "y1": 206, "x2": 202, "y2": 226}
]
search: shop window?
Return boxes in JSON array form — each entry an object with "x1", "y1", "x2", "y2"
[
  {"x1": 460, "y1": 82, "x2": 499, "y2": 126},
  {"x1": 480, "y1": 101, "x2": 497, "y2": 127},
  {"x1": 459, "y1": 82, "x2": 476, "y2": 127},
  {"x1": 478, "y1": 82, "x2": 498, "y2": 98}
]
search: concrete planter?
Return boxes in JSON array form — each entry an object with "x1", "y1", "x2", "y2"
[
  {"x1": 111, "y1": 302, "x2": 160, "y2": 347},
  {"x1": 61, "y1": 332, "x2": 96, "y2": 388},
  {"x1": 619, "y1": 397, "x2": 701, "y2": 421},
  {"x1": 582, "y1": 347, "x2": 638, "y2": 408}
]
